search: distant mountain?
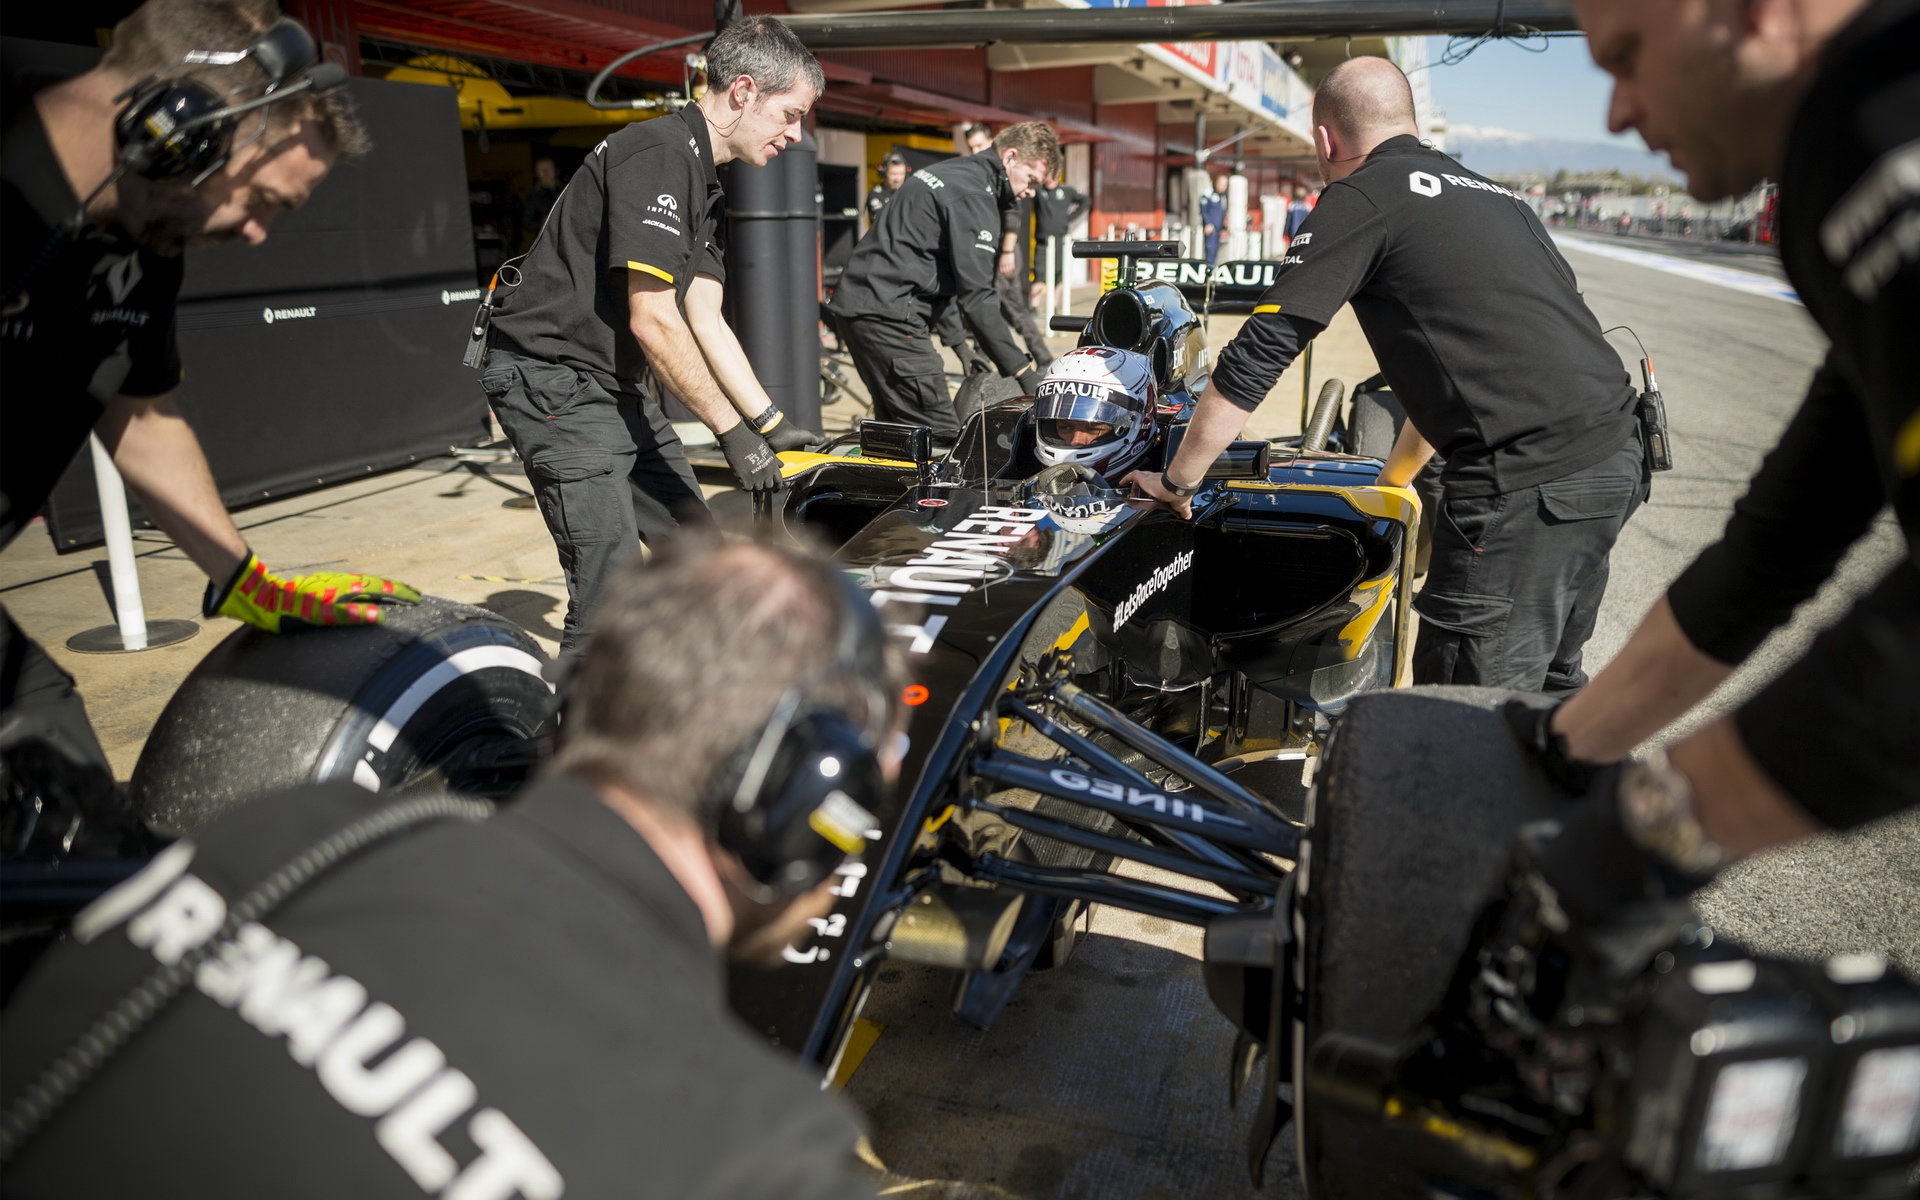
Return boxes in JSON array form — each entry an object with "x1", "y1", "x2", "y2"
[{"x1": 1444, "y1": 124, "x2": 1680, "y2": 181}]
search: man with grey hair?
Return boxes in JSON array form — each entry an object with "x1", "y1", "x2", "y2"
[
  {"x1": 1128, "y1": 56, "x2": 1648, "y2": 695},
  {"x1": 1, "y1": 529, "x2": 901, "y2": 1197},
  {"x1": 483, "y1": 15, "x2": 826, "y2": 656}
]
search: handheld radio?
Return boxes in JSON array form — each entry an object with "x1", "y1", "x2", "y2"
[{"x1": 1637, "y1": 354, "x2": 1674, "y2": 472}]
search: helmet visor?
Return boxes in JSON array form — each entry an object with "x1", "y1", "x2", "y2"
[{"x1": 1044, "y1": 391, "x2": 1128, "y2": 432}]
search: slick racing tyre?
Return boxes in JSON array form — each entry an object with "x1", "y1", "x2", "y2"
[
  {"x1": 1294, "y1": 687, "x2": 1563, "y2": 1200},
  {"x1": 132, "y1": 597, "x2": 553, "y2": 836},
  {"x1": 954, "y1": 366, "x2": 1030, "y2": 425}
]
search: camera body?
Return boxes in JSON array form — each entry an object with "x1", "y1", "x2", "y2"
[{"x1": 1306, "y1": 863, "x2": 1920, "y2": 1199}]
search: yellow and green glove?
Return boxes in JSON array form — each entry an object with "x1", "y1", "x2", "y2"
[{"x1": 205, "y1": 551, "x2": 421, "y2": 633}]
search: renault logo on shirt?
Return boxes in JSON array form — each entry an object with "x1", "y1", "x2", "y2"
[
  {"x1": 98, "y1": 253, "x2": 143, "y2": 304},
  {"x1": 1409, "y1": 171, "x2": 1443, "y2": 198}
]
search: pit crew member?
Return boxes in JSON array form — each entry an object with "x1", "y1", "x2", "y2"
[
  {"x1": 1031, "y1": 170, "x2": 1088, "y2": 309},
  {"x1": 1199, "y1": 172, "x2": 1227, "y2": 264},
  {"x1": 829, "y1": 123, "x2": 1059, "y2": 441},
  {"x1": 1, "y1": 0, "x2": 415, "y2": 851},
  {"x1": 1523, "y1": 0, "x2": 1918, "y2": 891},
  {"x1": 0, "y1": 529, "x2": 902, "y2": 1199},
  {"x1": 481, "y1": 16, "x2": 823, "y2": 656},
  {"x1": 863, "y1": 151, "x2": 908, "y2": 226},
  {"x1": 1128, "y1": 56, "x2": 1648, "y2": 695}
]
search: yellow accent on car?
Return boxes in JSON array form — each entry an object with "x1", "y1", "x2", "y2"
[
  {"x1": 1222, "y1": 481, "x2": 1422, "y2": 526},
  {"x1": 1336, "y1": 576, "x2": 1396, "y2": 653},
  {"x1": 776, "y1": 450, "x2": 917, "y2": 479},
  {"x1": 627, "y1": 261, "x2": 674, "y2": 284},
  {"x1": 808, "y1": 808, "x2": 868, "y2": 855},
  {"x1": 829, "y1": 1018, "x2": 884, "y2": 1090},
  {"x1": 1897, "y1": 409, "x2": 1920, "y2": 478}
]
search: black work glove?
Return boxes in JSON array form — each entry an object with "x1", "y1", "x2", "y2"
[
  {"x1": 1014, "y1": 365, "x2": 1042, "y2": 397},
  {"x1": 763, "y1": 422, "x2": 825, "y2": 453},
  {"x1": 717, "y1": 423, "x2": 785, "y2": 493},
  {"x1": 1516, "y1": 782, "x2": 1715, "y2": 982},
  {"x1": 749, "y1": 404, "x2": 826, "y2": 453},
  {"x1": 963, "y1": 349, "x2": 994, "y2": 376},
  {"x1": 1502, "y1": 698, "x2": 1601, "y2": 794}
]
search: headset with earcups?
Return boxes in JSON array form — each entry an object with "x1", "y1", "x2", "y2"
[
  {"x1": 2, "y1": 16, "x2": 343, "y2": 309},
  {"x1": 111, "y1": 17, "x2": 334, "y2": 185},
  {"x1": 711, "y1": 567, "x2": 895, "y2": 899}
]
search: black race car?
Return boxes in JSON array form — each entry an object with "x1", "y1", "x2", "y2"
[{"x1": 724, "y1": 241, "x2": 1421, "y2": 1069}]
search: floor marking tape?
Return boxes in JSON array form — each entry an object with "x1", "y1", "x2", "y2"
[{"x1": 1553, "y1": 234, "x2": 1802, "y2": 305}]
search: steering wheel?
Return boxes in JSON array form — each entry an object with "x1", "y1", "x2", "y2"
[{"x1": 1029, "y1": 462, "x2": 1105, "y2": 496}]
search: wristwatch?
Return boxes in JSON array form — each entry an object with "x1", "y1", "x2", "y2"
[
  {"x1": 1162, "y1": 472, "x2": 1202, "y2": 500},
  {"x1": 1618, "y1": 749, "x2": 1727, "y2": 878}
]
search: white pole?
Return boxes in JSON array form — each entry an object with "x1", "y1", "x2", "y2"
[
  {"x1": 1226, "y1": 173, "x2": 1249, "y2": 261},
  {"x1": 89, "y1": 434, "x2": 148, "y2": 651}
]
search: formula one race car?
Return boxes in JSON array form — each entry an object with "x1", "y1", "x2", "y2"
[
  {"x1": 51, "y1": 241, "x2": 1417, "y2": 1068},
  {"x1": 714, "y1": 241, "x2": 1419, "y2": 1074}
]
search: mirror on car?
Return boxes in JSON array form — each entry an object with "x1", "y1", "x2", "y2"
[
  {"x1": 858, "y1": 420, "x2": 935, "y2": 466},
  {"x1": 1164, "y1": 425, "x2": 1271, "y2": 480}
]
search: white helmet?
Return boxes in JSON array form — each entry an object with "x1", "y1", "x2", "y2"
[{"x1": 1032, "y1": 347, "x2": 1157, "y2": 479}]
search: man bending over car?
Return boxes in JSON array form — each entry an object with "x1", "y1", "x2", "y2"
[
  {"x1": 1, "y1": 0, "x2": 417, "y2": 862},
  {"x1": 1128, "y1": 57, "x2": 1649, "y2": 696},
  {"x1": 481, "y1": 16, "x2": 826, "y2": 657}
]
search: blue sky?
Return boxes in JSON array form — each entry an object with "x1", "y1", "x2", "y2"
[{"x1": 1419, "y1": 32, "x2": 1637, "y2": 145}]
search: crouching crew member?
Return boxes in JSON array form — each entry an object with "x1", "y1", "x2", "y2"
[
  {"x1": 829, "y1": 123, "x2": 1060, "y2": 442},
  {"x1": 0, "y1": 529, "x2": 904, "y2": 1199},
  {"x1": 1128, "y1": 57, "x2": 1648, "y2": 694},
  {"x1": 481, "y1": 16, "x2": 824, "y2": 656}
]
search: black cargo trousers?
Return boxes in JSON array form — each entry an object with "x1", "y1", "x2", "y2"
[
  {"x1": 835, "y1": 313, "x2": 961, "y2": 442},
  {"x1": 481, "y1": 347, "x2": 711, "y2": 655},
  {"x1": 930, "y1": 271, "x2": 1053, "y2": 371},
  {"x1": 1412, "y1": 433, "x2": 1649, "y2": 694}
]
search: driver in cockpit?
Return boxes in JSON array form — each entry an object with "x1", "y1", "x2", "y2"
[{"x1": 1032, "y1": 347, "x2": 1157, "y2": 479}]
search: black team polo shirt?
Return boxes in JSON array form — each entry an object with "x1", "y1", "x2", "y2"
[
  {"x1": 489, "y1": 103, "x2": 727, "y2": 397},
  {"x1": 1212, "y1": 135, "x2": 1638, "y2": 496},
  {"x1": 1, "y1": 75, "x2": 185, "y2": 550}
]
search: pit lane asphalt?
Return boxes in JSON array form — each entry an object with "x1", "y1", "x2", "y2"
[{"x1": 1, "y1": 255, "x2": 1910, "y2": 1198}]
